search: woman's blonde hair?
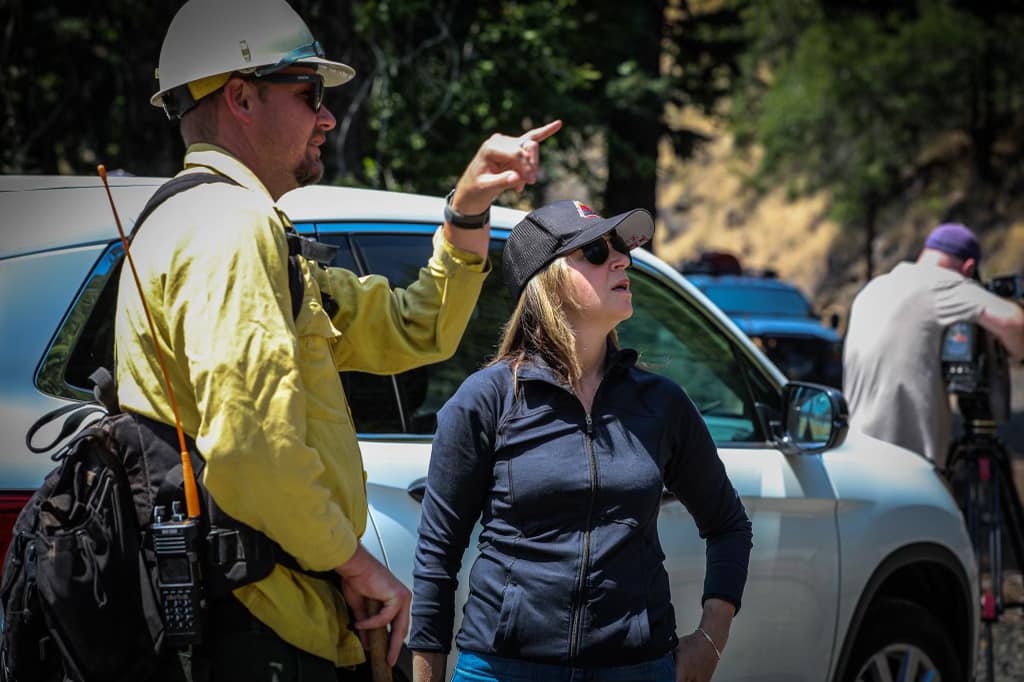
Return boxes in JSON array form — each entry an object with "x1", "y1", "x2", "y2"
[{"x1": 491, "y1": 256, "x2": 617, "y2": 388}]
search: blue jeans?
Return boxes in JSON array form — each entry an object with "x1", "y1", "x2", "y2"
[{"x1": 451, "y1": 651, "x2": 675, "y2": 682}]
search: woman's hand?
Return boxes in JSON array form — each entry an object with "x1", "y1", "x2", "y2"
[
  {"x1": 674, "y1": 630, "x2": 720, "y2": 682},
  {"x1": 675, "y1": 597, "x2": 734, "y2": 682}
]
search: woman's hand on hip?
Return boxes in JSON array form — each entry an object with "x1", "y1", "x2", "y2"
[{"x1": 674, "y1": 631, "x2": 719, "y2": 682}]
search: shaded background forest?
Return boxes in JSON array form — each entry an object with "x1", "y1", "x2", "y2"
[{"x1": 4, "y1": 0, "x2": 1024, "y2": 321}]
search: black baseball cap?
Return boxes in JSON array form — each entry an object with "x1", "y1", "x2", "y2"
[{"x1": 502, "y1": 200, "x2": 655, "y2": 301}]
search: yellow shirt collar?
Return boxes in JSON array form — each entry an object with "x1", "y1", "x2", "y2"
[{"x1": 182, "y1": 143, "x2": 274, "y2": 200}]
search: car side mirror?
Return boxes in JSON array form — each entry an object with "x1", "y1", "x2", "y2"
[{"x1": 777, "y1": 382, "x2": 849, "y2": 455}]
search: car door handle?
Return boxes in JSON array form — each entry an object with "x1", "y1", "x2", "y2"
[{"x1": 407, "y1": 477, "x2": 427, "y2": 503}]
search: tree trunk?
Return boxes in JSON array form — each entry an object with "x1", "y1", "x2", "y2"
[
  {"x1": 602, "y1": 0, "x2": 664, "y2": 251},
  {"x1": 968, "y1": 40, "x2": 996, "y2": 188}
]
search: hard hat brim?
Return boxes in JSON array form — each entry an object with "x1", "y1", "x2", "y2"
[
  {"x1": 150, "y1": 57, "x2": 355, "y2": 109},
  {"x1": 302, "y1": 58, "x2": 356, "y2": 88}
]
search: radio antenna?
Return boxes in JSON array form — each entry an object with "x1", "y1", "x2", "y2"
[{"x1": 98, "y1": 165, "x2": 201, "y2": 520}]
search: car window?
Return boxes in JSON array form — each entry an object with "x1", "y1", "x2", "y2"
[
  {"x1": 339, "y1": 234, "x2": 768, "y2": 443},
  {"x1": 313, "y1": 230, "x2": 405, "y2": 433},
  {"x1": 313, "y1": 231, "x2": 359, "y2": 272},
  {"x1": 618, "y1": 271, "x2": 765, "y2": 443},
  {"x1": 39, "y1": 235, "x2": 368, "y2": 407},
  {"x1": 37, "y1": 243, "x2": 124, "y2": 401},
  {"x1": 43, "y1": 232, "x2": 772, "y2": 448},
  {"x1": 744, "y1": 348, "x2": 783, "y2": 439},
  {"x1": 349, "y1": 233, "x2": 435, "y2": 287},
  {"x1": 349, "y1": 233, "x2": 511, "y2": 435}
]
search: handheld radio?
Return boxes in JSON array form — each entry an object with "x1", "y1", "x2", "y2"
[
  {"x1": 150, "y1": 501, "x2": 206, "y2": 647},
  {"x1": 98, "y1": 165, "x2": 207, "y2": 647}
]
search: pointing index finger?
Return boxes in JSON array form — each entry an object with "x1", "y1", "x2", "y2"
[{"x1": 524, "y1": 119, "x2": 563, "y2": 143}]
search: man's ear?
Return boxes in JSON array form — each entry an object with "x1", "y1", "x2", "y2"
[
  {"x1": 961, "y1": 257, "x2": 979, "y2": 280},
  {"x1": 222, "y1": 77, "x2": 256, "y2": 123}
]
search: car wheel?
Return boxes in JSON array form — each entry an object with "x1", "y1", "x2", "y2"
[{"x1": 842, "y1": 598, "x2": 963, "y2": 682}]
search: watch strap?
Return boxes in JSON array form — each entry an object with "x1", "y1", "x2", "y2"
[{"x1": 443, "y1": 189, "x2": 490, "y2": 229}]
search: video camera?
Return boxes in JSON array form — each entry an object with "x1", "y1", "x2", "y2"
[{"x1": 941, "y1": 273, "x2": 1023, "y2": 423}]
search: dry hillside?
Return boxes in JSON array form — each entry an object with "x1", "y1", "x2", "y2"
[
  {"x1": 654, "y1": 108, "x2": 1024, "y2": 331},
  {"x1": 652, "y1": 108, "x2": 1024, "y2": 445}
]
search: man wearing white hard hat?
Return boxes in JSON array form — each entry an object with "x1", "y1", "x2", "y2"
[{"x1": 118, "y1": 0, "x2": 560, "y2": 678}]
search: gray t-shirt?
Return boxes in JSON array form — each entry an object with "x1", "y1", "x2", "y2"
[{"x1": 843, "y1": 261, "x2": 994, "y2": 465}]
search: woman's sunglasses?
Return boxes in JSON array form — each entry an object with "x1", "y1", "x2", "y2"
[
  {"x1": 580, "y1": 230, "x2": 631, "y2": 266},
  {"x1": 243, "y1": 72, "x2": 325, "y2": 113}
]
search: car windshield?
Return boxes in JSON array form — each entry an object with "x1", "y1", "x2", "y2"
[{"x1": 701, "y1": 284, "x2": 812, "y2": 317}]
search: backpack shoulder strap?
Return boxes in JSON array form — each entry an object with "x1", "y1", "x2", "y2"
[
  {"x1": 284, "y1": 234, "x2": 306, "y2": 322},
  {"x1": 130, "y1": 173, "x2": 307, "y2": 321},
  {"x1": 131, "y1": 173, "x2": 238, "y2": 239},
  {"x1": 282, "y1": 230, "x2": 340, "y2": 319}
]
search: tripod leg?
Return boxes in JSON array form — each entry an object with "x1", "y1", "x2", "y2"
[
  {"x1": 978, "y1": 454, "x2": 999, "y2": 682},
  {"x1": 959, "y1": 452, "x2": 983, "y2": 553},
  {"x1": 985, "y1": 619, "x2": 995, "y2": 682},
  {"x1": 989, "y1": 457, "x2": 1005, "y2": 615},
  {"x1": 995, "y1": 448, "x2": 1024, "y2": 575}
]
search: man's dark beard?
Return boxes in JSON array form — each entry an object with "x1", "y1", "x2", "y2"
[{"x1": 295, "y1": 159, "x2": 323, "y2": 187}]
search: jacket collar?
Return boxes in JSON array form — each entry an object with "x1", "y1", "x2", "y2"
[
  {"x1": 513, "y1": 343, "x2": 639, "y2": 386},
  {"x1": 182, "y1": 144, "x2": 274, "y2": 200}
]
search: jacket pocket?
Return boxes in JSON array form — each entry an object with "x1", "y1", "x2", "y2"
[
  {"x1": 625, "y1": 604, "x2": 652, "y2": 649},
  {"x1": 492, "y1": 582, "x2": 523, "y2": 654}
]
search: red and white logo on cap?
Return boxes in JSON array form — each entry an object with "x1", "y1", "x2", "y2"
[{"x1": 574, "y1": 201, "x2": 599, "y2": 219}]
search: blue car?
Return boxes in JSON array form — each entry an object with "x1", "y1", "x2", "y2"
[{"x1": 684, "y1": 256, "x2": 843, "y2": 388}]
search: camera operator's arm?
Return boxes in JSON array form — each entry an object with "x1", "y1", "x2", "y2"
[{"x1": 979, "y1": 296, "x2": 1024, "y2": 358}]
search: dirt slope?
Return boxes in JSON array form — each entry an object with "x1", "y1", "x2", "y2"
[{"x1": 654, "y1": 109, "x2": 1024, "y2": 331}]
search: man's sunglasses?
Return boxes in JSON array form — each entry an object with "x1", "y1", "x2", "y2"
[
  {"x1": 243, "y1": 72, "x2": 325, "y2": 113},
  {"x1": 580, "y1": 230, "x2": 631, "y2": 266}
]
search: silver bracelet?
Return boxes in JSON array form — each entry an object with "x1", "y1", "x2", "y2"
[{"x1": 696, "y1": 626, "x2": 722, "y2": 660}]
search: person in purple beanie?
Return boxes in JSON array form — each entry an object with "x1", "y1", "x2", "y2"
[{"x1": 843, "y1": 222, "x2": 1024, "y2": 466}]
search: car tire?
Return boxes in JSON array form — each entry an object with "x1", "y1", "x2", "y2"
[{"x1": 841, "y1": 598, "x2": 963, "y2": 682}]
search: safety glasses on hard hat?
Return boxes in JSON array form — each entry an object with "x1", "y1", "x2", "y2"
[
  {"x1": 251, "y1": 41, "x2": 326, "y2": 78},
  {"x1": 580, "y1": 231, "x2": 631, "y2": 266},
  {"x1": 244, "y1": 72, "x2": 325, "y2": 113}
]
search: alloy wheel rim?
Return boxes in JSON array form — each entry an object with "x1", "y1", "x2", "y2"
[{"x1": 854, "y1": 643, "x2": 940, "y2": 682}]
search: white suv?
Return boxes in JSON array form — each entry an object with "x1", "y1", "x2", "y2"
[{"x1": 0, "y1": 175, "x2": 979, "y2": 681}]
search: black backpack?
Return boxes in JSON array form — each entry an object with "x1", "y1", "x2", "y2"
[
  {"x1": 0, "y1": 175, "x2": 339, "y2": 681},
  {"x1": 1, "y1": 378, "x2": 163, "y2": 681}
]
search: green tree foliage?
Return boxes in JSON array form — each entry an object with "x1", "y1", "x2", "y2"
[
  {"x1": 338, "y1": 0, "x2": 749, "y2": 216},
  {"x1": 333, "y1": 0, "x2": 601, "y2": 201},
  {"x1": 729, "y1": 0, "x2": 1024, "y2": 278},
  {"x1": 1, "y1": 1, "x2": 744, "y2": 226},
  {"x1": 1, "y1": 1, "x2": 182, "y2": 175}
]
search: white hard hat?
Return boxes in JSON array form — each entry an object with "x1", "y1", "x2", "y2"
[{"x1": 152, "y1": 0, "x2": 355, "y2": 119}]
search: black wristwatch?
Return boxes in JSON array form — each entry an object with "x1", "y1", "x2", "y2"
[{"x1": 443, "y1": 189, "x2": 490, "y2": 229}]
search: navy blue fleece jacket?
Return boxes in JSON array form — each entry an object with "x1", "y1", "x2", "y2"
[{"x1": 410, "y1": 348, "x2": 752, "y2": 666}]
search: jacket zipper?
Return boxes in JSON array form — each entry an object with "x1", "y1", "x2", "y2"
[{"x1": 568, "y1": 411, "x2": 597, "y2": 661}]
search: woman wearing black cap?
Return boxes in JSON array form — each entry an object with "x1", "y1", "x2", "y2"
[{"x1": 409, "y1": 201, "x2": 752, "y2": 682}]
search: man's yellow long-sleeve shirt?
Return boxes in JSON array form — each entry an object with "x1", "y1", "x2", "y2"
[{"x1": 115, "y1": 145, "x2": 488, "y2": 664}]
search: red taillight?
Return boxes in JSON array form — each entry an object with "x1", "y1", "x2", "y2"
[{"x1": 0, "y1": 492, "x2": 34, "y2": 567}]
